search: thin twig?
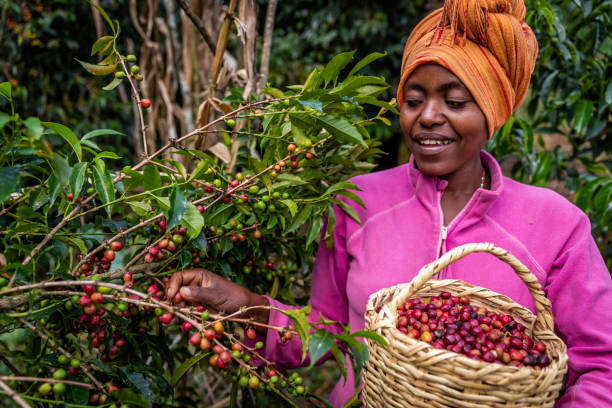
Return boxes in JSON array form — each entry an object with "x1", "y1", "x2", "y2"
[
  {"x1": 18, "y1": 319, "x2": 105, "y2": 392},
  {"x1": 0, "y1": 378, "x2": 30, "y2": 408},
  {"x1": 175, "y1": 0, "x2": 216, "y2": 53},
  {"x1": 0, "y1": 376, "x2": 96, "y2": 390}
]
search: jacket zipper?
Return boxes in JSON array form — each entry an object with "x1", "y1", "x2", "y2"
[{"x1": 436, "y1": 187, "x2": 448, "y2": 279}]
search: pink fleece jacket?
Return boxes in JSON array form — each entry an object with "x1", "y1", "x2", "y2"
[{"x1": 261, "y1": 151, "x2": 612, "y2": 407}]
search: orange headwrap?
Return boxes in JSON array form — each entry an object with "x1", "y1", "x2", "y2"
[{"x1": 398, "y1": 0, "x2": 538, "y2": 138}]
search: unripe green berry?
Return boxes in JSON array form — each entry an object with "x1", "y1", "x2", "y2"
[
  {"x1": 58, "y1": 355, "x2": 69, "y2": 365},
  {"x1": 38, "y1": 382, "x2": 52, "y2": 396},
  {"x1": 53, "y1": 368, "x2": 67, "y2": 380},
  {"x1": 115, "y1": 71, "x2": 126, "y2": 79},
  {"x1": 126, "y1": 54, "x2": 137, "y2": 63},
  {"x1": 70, "y1": 359, "x2": 81, "y2": 369},
  {"x1": 130, "y1": 65, "x2": 140, "y2": 75}
]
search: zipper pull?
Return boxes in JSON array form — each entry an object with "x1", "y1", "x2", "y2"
[{"x1": 441, "y1": 225, "x2": 447, "y2": 240}]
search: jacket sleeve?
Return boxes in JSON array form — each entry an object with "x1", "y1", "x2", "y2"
[
  {"x1": 259, "y1": 204, "x2": 351, "y2": 368},
  {"x1": 546, "y1": 213, "x2": 612, "y2": 407}
]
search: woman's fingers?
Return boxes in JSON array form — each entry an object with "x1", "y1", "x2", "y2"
[
  {"x1": 166, "y1": 269, "x2": 203, "y2": 300},
  {"x1": 180, "y1": 286, "x2": 230, "y2": 310}
]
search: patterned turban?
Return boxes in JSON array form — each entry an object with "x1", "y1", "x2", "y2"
[{"x1": 398, "y1": 0, "x2": 539, "y2": 138}]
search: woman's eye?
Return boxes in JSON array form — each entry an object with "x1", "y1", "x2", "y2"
[
  {"x1": 446, "y1": 100, "x2": 468, "y2": 108},
  {"x1": 404, "y1": 99, "x2": 422, "y2": 107}
]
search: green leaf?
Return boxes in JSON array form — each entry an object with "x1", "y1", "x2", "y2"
[
  {"x1": 91, "y1": 35, "x2": 114, "y2": 56},
  {"x1": 605, "y1": 81, "x2": 612, "y2": 105},
  {"x1": 330, "y1": 343, "x2": 347, "y2": 383},
  {"x1": 0, "y1": 167, "x2": 19, "y2": 203},
  {"x1": 76, "y1": 58, "x2": 117, "y2": 76},
  {"x1": 335, "y1": 190, "x2": 366, "y2": 209},
  {"x1": 303, "y1": 67, "x2": 323, "y2": 92},
  {"x1": 308, "y1": 329, "x2": 335, "y2": 366},
  {"x1": 87, "y1": 1, "x2": 116, "y2": 34},
  {"x1": 93, "y1": 151, "x2": 121, "y2": 161},
  {"x1": 143, "y1": 165, "x2": 162, "y2": 191},
  {"x1": 171, "y1": 352, "x2": 210, "y2": 387},
  {"x1": 69, "y1": 162, "x2": 88, "y2": 197},
  {"x1": 47, "y1": 173, "x2": 61, "y2": 208},
  {"x1": 347, "y1": 51, "x2": 387, "y2": 78},
  {"x1": 0, "y1": 82, "x2": 12, "y2": 102},
  {"x1": 291, "y1": 123, "x2": 312, "y2": 146},
  {"x1": 593, "y1": 180, "x2": 612, "y2": 213},
  {"x1": 24, "y1": 117, "x2": 43, "y2": 139},
  {"x1": 324, "y1": 181, "x2": 360, "y2": 196},
  {"x1": 119, "y1": 367, "x2": 153, "y2": 408},
  {"x1": 286, "y1": 205, "x2": 312, "y2": 233},
  {"x1": 42, "y1": 121, "x2": 82, "y2": 161},
  {"x1": 92, "y1": 165, "x2": 115, "y2": 218},
  {"x1": 332, "y1": 76, "x2": 388, "y2": 97},
  {"x1": 280, "y1": 199, "x2": 298, "y2": 218},
  {"x1": 350, "y1": 330, "x2": 388, "y2": 347},
  {"x1": 82, "y1": 128, "x2": 124, "y2": 140},
  {"x1": 49, "y1": 153, "x2": 72, "y2": 185},
  {"x1": 336, "y1": 333, "x2": 369, "y2": 387},
  {"x1": 193, "y1": 232, "x2": 208, "y2": 254},
  {"x1": 68, "y1": 385, "x2": 90, "y2": 405},
  {"x1": 128, "y1": 201, "x2": 152, "y2": 217},
  {"x1": 573, "y1": 99, "x2": 594, "y2": 134},
  {"x1": 575, "y1": 177, "x2": 606, "y2": 210},
  {"x1": 352, "y1": 96, "x2": 399, "y2": 114},
  {"x1": 0, "y1": 112, "x2": 11, "y2": 129},
  {"x1": 123, "y1": 167, "x2": 144, "y2": 192},
  {"x1": 335, "y1": 199, "x2": 361, "y2": 225},
  {"x1": 324, "y1": 204, "x2": 336, "y2": 249},
  {"x1": 322, "y1": 51, "x2": 356, "y2": 87},
  {"x1": 341, "y1": 390, "x2": 364, "y2": 408},
  {"x1": 167, "y1": 186, "x2": 187, "y2": 230},
  {"x1": 63, "y1": 236, "x2": 88, "y2": 254},
  {"x1": 318, "y1": 115, "x2": 366, "y2": 147},
  {"x1": 189, "y1": 158, "x2": 212, "y2": 181},
  {"x1": 271, "y1": 305, "x2": 312, "y2": 362},
  {"x1": 532, "y1": 153, "x2": 552, "y2": 185},
  {"x1": 183, "y1": 202, "x2": 204, "y2": 239},
  {"x1": 102, "y1": 77, "x2": 123, "y2": 91},
  {"x1": 275, "y1": 173, "x2": 308, "y2": 187},
  {"x1": 306, "y1": 217, "x2": 323, "y2": 247}
]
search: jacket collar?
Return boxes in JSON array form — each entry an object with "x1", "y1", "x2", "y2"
[{"x1": 406, "y1": 150, "x2": 503, "y2": 229}]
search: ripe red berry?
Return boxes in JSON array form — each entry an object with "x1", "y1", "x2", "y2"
[
  {"x1": 140, "y1": 98, "x2": 151, "y2": 108},
  {"x1": 287, "y1": 143, "x2": 296, "y2": 153},
  {"x1": 197, "y1": 205, "x2": 205, "y2": 213},
  {"x1": 290, "y1": 160, "x2": 298, "y2": 169},
  {"x1": 305, "y1": 152, "x2": 314, "y2": 160},
  {"x1": 109, "y1": 241, "x2": 123, "y2": 251},
  {"x1": 220, "y1": 351, "x2": 231, "y2": 363},
  {"x1": 123, "y1": 272, "x2": 132, "y2": 282},
  {"x1": 78, "y1": 296, "x2": 91, "y2": 306},
  {"x1": 213, "y1": 344, "x2": 224, "y2": 354},
  {"x1": 246, "y1": 327, "x2": 256, "y2": 340},
  {"x1": 158, "y1": 313, "x2": 172, "y2": 324},
  {"x1": 232, "y1": 343, "x2": 243, "y2": 352},
  {"x1": 189, "y1": 333, "x2": 201, "y2": 346},
  {"x1": 148, "y1": 246, "x2": 159, "y2": 256},
  {"x1": 91, "y1": 293, "x2": 103, "y2": 304},
  {"x1": 204, "y1": 329, "x2": 216, "y2": 340},
  {"x1": 67, "y1": 192, "x2": 74, "y2": 201},
  {"x1": 103, "y1": 250, "x2": 115, "y2": 261},
  {"x1": 181, "y1": 321, "x2": 193, "y2": 331}
]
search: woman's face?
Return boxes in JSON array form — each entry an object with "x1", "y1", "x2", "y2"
[{"x1": 399, "y1": 63, "x2": 488, "y2": 178}]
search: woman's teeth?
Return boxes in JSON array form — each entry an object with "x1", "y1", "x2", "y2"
[{"x1": 418, "y1": 139, "x2": 453, "y2": 145}]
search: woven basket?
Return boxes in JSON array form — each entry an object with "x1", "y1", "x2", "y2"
[{"x1": 362, "y1": 242, "x2": 568, "y2": 408}]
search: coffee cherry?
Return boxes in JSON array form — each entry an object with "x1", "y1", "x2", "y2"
[
  {"x1": 53, "y1": 368, "x2": 67, "y2": 380},
  {"x1": 287, "y1": 143, "x2": 296, "y2": 153},
  {"x1": 104, "y1": 250, "x2": 115, "y2": 261},
  {"x1": 200, "y1": 338, "x2": 211, "y2": 350},
  {"x1": 38, "y1": 382, "x2": 52, "y2": 396},
  {"x1": 255, "y1": 341, "x2": 264, "y2": 350},
  {"x1": 225, "y1": 119, "x2": 236, "y2": 128},
  {"x1": 90, "y1": 292, "x2": 103, "y2": 304},
  {"x1": 67, "y1": 192, "x2": 74, "y2": 201},
  {"x1": 140, "y1": 98, "x2": 151, "y2": 108},
  {"x1": 246, "y1": 327, "x2": 256, "y2": 340},
  {"x1": 204, "y1": 329, "x2": 216, "y2": 340},
  {"x1": 189, "y1": 333, "x2": 201, "y2": 346},
  {"x1": 213, "y1": 321, "x2": 224, "y2": 334},
  {"x1": 248, "y1": 376, "x2": 259, "y2": 389},
  {"x1": 158, "y1": 313, "x2": 172, "y2": 324}
]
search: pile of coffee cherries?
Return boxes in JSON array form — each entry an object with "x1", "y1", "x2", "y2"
[{"x1": 396, "y1": 292, "x2": 550, "y2": 368}]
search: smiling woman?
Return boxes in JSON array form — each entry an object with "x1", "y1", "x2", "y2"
[{"x1": 166, "y1": 0, "x2": 612, "y2": 406}]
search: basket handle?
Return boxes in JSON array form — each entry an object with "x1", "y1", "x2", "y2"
[{"x1": 387, "y1": 242, "x2": 555, "y2": 331}]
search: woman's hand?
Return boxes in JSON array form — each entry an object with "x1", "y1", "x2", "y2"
[{"x1": 166, "y1": 268, "x2": 269, "y2": 324}]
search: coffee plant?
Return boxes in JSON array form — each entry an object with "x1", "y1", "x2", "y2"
[{"x1": 0, "y1": 7, "x2": 391, "y2": 407}]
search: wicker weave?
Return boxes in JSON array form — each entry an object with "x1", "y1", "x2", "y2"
[{"x1": 362, "y1": 243, "x2": 568, "y2": 408}]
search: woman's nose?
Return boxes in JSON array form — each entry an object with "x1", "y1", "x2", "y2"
[{"x1": 419, "y1": 99, "x2": 444, "y2": 128}]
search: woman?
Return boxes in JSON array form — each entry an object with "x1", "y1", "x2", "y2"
[{"x1": 167, "y1": 0, "x2": 612, "y2": 406}]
